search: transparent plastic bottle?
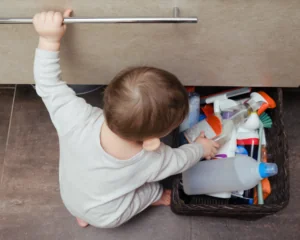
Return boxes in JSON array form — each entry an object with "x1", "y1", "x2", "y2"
[
  {"x1": 182, "y1": 155, "x2": 278, "y2": 196},
  {"x1": 212, "y1": 119, "x2": 234, "y2": 146},
  {"x1": 222, "y1": 98, "x2": 261, "y2": 127}
]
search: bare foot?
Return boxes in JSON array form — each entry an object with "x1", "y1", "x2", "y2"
[
  {"x1": 152, "y1": 189, "x2": 171, "y2": 206},
  {"x1": 76, "y1": 217, "x2": 89, "y2": 228}
]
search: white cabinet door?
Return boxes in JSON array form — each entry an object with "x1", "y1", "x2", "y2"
[{"x1": 0, "y1": 0, "x2": 300, "y2": 86}]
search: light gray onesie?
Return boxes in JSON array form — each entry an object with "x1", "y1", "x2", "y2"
[{"x1": 34, "y1": 49, "x2": 204, "y2": 228}]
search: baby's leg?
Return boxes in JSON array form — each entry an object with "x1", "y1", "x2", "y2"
[
  {"x1": 151, "y1": 189, "x2": 171, "y2": 206},
  {"x1": 76, "y1": 217, "x2": 89, "y2": 228},
  {"x1": 110, "y1": 182, "x2": 166, "y2": 227}
]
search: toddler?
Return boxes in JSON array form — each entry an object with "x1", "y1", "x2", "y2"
[{"x1": 33, "y1": 10, "x2": 219, "y2": 228}]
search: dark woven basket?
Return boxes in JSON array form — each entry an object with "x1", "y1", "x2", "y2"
[{"x1": 171, "y1": 88, "x2": 289, "y2": 219}]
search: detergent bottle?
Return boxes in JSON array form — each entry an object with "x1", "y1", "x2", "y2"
[{"x1": 182, "y1": 155, "x2": 278, "y2": 196}]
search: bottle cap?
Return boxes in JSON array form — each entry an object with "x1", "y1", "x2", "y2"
[
  {"x1": 185, "y1": 86, "x2": 195, "y2": 93},
  {"x1": 259, "y1": 163, "x2": 278, "y2": 178}
]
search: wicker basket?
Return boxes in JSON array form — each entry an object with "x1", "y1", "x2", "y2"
[{"x1": 171, "y1": 88, "x2": 289, "y2": 219}]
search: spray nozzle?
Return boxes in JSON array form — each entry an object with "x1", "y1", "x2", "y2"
[
  {"x1": 213, "y1": 100, "x2": 222, "y2": 121},
  {"x1": 246, "y1": 98, "x2": 261, "y2": 112}
]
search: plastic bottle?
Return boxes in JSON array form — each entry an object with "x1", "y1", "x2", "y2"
[
  {"x1": 214, "y1": 121, "x2": 237, "y2": 159},
  {"x1": 183, "y1": 115, "x2": 222, "y2": 143},
  {"x1": 236, "y1": 91, "x2": 276, "y2": 115},
  {"x1": 182, "y1": 155, "x2": 278, "y2": 196},
  {"x1": 183, "y1": 115, "x2": 237, "y2": 149},
  {"x1": 236, "y1": 128, "x2": 259, "y2": 160},
  {"x1": 212, "y1": 119, "x2": 235, "y2": 147},
  {"x1": 179, "y1": 87, "x2": 200, "y2": 133},
  {"x1": 235, "y1": 112, "x2": 260, "y2": 198},
  {"x1": 207, "y1": 124, "x2": 237, "y2": 198},
  {"x1": 222, "y1": 98, "x2": 261, "y2": 127}
]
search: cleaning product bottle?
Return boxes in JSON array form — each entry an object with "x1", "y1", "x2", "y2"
[
  {"x1": 235, "y1": 111, "x2": 260, "y2": 198},
  {"x1": 183, "y1": 99, "x2": 224, "y2": 144},
  {"x1": 207, "y1": 125, "x2": 237, "y2": 198},
  {"x1": 182, "y1": 155, "x2": 278, "y2": 196},
  {"x1": 214, "y1": 121, "x2": 237, "y2": 159},
  {"x1": 188, "y1": 111, "x2": 237, "y2": 198},
  {"x1": 237, "y1": 91, "x2": 276, "y2": 116},
  {"x1": 235, "y1": 106, "x2": 260, "y2": 155},
  {"x1": 200, "y1": 87, "x2": 252, "y2": 104},
  {"x1": 237, "y1": 130, "x2": 259, "y2": 157},
  {"x1": 183, "y1": 115, "x2": 222, "y2": 143},
  {"x1": 236, "y1": 129, "x2": 259, "y2": 199},
  {"x1": 212, "y1": 109, "x2": 236, "y2": 147},
  {"x1": 179, "y1": 87, "x2": 200, "y2": 132},
  {"x1": 253, "y1": 129, "x2": 272, "y2": 204},
  {"x1": 184, "y1": 102, "x2": 240, "y2": 147},
  {"x1": 229, "y1": 194, "x2": 254, "y2": 205},
  {"x1": 222, "y1": 98, "x2": 261, "y2": 127}
]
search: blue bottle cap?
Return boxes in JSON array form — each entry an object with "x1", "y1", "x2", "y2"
[
  {"x1": 259, "y1": 163, "x2": 278, "y2": 178},
  {"x1": 199, "y1": 114, "x2": 207, "y2": 121}
]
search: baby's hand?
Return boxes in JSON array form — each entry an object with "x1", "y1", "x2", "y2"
[
  {"x1": 33, "y1": 9, "x2": 72, "y2": 51},
  {"x1": 195, "y1": 131, "x2": 219, "y2": 160}
]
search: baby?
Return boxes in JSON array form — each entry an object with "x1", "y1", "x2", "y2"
[{"x1": 33, "y1": 10, "x2": 219, "y2": 228}]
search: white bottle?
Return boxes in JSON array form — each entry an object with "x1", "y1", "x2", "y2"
[
  {"x1": 208, "y1": 126, "x2": 237, "y2": 198},
  {"x1": 182, "y1": 155, "x2": 278, "y2": 196}
]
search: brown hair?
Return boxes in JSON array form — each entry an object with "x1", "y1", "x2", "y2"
[{"x1": 103, "y1": 67, "x2": 189, "y2": 141}]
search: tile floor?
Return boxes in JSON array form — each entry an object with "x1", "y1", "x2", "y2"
[{"x1": 0, "y1": 85, "x2": 299, "y2": 240}]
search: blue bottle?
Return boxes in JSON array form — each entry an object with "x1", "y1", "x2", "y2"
[{"x1": 179, "y1": 87, "x2": 200, "y2": 145}]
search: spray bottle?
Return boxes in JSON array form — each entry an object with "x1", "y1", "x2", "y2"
[
  {"x1": 207, "y1": 122, "x2": 237, "y2": 198},
  {"x1": 237, "y1": 91, "x2": 276, "y2": 115},
  {"x1": 235, "y1": 106, "x2": 261, "y2": 198}
]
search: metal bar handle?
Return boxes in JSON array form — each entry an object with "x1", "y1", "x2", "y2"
[{"x1": 0, "y1": 7, "x2": 197, "y2": 24}]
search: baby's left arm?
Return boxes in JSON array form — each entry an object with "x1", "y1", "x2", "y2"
[
  {"x1": 147, "y1": 143, "x2": 204, "y2": 182},
  {"x1": 33, "y1": 10, "x2": 96, "y2": 136}
]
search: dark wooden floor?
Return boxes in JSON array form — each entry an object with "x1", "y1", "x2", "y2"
[{"x1": 0, "y1": 85, "x2": 299, "y2": 240}]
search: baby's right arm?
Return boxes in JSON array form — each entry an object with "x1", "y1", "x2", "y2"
[{"x1": 147, "y1": 136, "x2": 219, "y2": 182}]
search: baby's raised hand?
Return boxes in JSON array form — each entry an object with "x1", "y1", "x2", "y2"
[
  {"x1": 195, "y1": 131, "x2": 219, "y2": 160},
  {"x1": 33, "y1": 9, "x2": 72, "y2": 51}
]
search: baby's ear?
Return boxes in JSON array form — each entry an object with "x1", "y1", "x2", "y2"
[{"x1": 142, "y1": 138, "x2": 161, "y2": 151}]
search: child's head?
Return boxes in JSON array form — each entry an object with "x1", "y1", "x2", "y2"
[{"x1": 104, "y1": 67, "x2": 189, "y2": 150}]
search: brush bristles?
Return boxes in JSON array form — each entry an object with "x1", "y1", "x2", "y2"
[{"x1": 259, "y1": 112, "x2": 273, "y2": 128}]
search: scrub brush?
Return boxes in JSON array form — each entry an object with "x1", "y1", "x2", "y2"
[{"x1": 259, "y1": 112, "x2": 272, "y2": 128}]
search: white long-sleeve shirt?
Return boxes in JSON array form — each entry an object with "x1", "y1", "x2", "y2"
[{"x1": 34, "y1": 49, "x2": 204, "y2": 227}]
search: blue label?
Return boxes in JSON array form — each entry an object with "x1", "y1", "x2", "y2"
[{"x1": 236, "y1": 146, "x2": 249, "y2": 155}]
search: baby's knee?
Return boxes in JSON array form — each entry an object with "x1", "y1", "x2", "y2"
[
  {"x1": 87, "y1": 215, "x2": 127, "y2": 229},
  {"x1": 92, "y1": 219, "x2": 125, "y2": 229}
]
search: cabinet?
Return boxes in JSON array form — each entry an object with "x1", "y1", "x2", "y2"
[{"x1": 0, "y1": 1, "x2": 300, "y2": 86}]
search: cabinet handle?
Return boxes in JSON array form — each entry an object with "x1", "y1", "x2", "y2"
[{"x1": 0, "y1": 7, "x2": 197, "y2": 24}]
